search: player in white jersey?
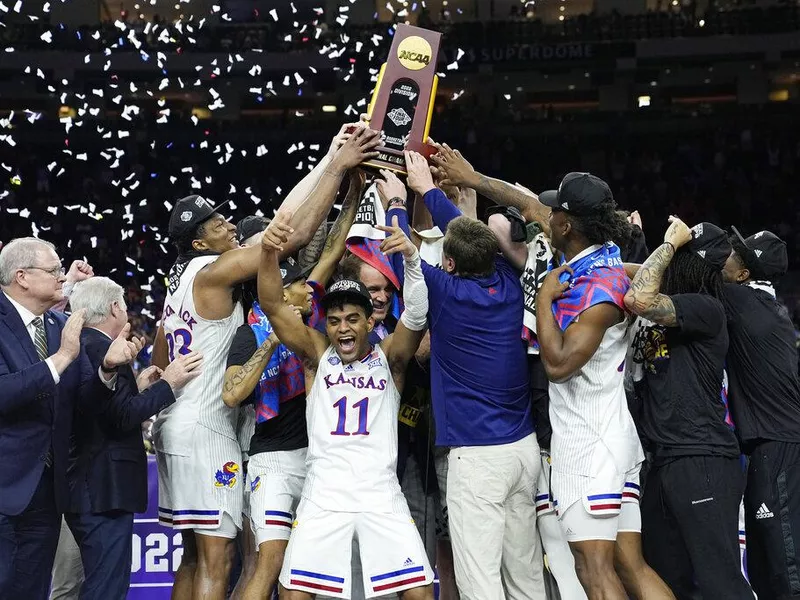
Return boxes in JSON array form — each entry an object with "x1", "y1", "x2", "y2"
[
  {"x1": 151, "y1": 126, "x2": 382, "y2": 600},
  {"x1": 534, "y1": 173, "x2": 674, "y2": 600},
  {"x1": 257, "y1": 212, "x2": 434, "y2": 599}
]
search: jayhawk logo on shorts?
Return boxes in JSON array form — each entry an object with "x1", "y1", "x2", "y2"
[
  {"x1": 250, "y1": 475, "x2": 261, "y2": 493},
  {"x1": 214, "y1": 461, "x2": 239, "y2": 488}
]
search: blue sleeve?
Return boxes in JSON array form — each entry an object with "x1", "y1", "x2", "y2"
[
  {"x1": 422, "y1": 260, "x2": 450, "y2": 327},
  {"x1": 386, "y1": 207, "x2": 410, "y2": 289},
  {"x1": 423, "y1": 188, "x2": 462, "y2": 231}
]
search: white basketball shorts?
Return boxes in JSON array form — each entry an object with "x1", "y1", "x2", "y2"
[
  {"x1": 155, "y1": 423, "x2": 243, "y2": 539},
  {"x1": 556, "y1": 462, "x2": 642, "y2": 543},
  {"x1": 279, "y1": 497, "x2": 434, "y2": 598},
  {"x1": 248, "y1": 447, "x2": 307, "y2": 546}
]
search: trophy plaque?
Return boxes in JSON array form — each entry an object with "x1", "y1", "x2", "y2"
[{"x1": 352, "y1": 24, "x2": 441, "y2": 175}]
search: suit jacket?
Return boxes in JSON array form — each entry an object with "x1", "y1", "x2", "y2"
[
  {"x1": 0, "y1": 292, "x2": 112, "y2": 516},
  {"x1": 67, "y1": 328, "x2": 176, "y2": 515}
]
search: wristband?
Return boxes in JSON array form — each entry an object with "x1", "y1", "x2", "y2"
[
  {"x1": 101, "y1": 362, "x2": 118, "y2": 373},
  {"x1": 388, "y1": 197, "x2": 407, "y2": 210},
  {"x1": 664, "y1": 241, "x2": 676, "y2": 253}
]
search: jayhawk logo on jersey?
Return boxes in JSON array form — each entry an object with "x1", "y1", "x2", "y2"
[{"x1": 214, "y1": 461, "x2": 239, "y2": 488}]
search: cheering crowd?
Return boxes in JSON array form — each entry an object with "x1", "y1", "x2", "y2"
[{"x1": 1, "y1": 118, "x2": 799, "y2": 600}]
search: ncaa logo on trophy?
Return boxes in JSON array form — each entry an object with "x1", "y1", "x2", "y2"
[{"x1": 348, "y1": 24, "x2": 442, "y2": 175}]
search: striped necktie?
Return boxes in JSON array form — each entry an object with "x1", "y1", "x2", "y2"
[
  {"x1": 31, "y1": 317, "x2": 48, "y2": 361},
  {"x1": 31, "y1": 317, "x2": 53, "y2": 468}
]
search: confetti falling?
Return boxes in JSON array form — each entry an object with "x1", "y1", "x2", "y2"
[{"x1": 0, "y1": 0, "x2": 464, "y2": 340}]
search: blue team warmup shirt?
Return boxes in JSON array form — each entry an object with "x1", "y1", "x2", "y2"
[{"x1": 421, "y1": 188, "x2": 533, "y2": 447}]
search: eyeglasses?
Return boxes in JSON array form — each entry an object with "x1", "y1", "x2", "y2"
[{"x1": 25, "y1": 266, "x2": 66, "y2": 278}]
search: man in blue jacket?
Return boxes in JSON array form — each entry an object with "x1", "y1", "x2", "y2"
[
  {"x1": 63, "y1": 276, "x2": 203, "y2": 599},
  {"x1": 0, "y1": 237, "x2": 142, "y2": 599}
]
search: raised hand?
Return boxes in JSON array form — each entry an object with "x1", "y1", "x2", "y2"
[
  {"x1": 377, "y1": 216, "x2": 417, "y2": 259},
  {"x1": 161, "y1": 351, "x2": 204, "y2": 391},
  {"x1": 261, "y1": 212, "x2": 294, "y2": 254},
  {"x1": 65, "y1": 260, "x2": 94, "y2": 284},
  {"x1": 628, "y1": 210, "x2": 643, "y2": 229},
  {"x1": 103, "y1": 322, "x2": 146, "y2": 370},
  {"x1": 136, "y1": 365, "x2": 163, "y2": 392},
  {"x1": 404, "y1": 151, "x2": 436, "y2": 196},
  {"x1": 331, "y1": 127, "x2": 381, "y2": 171},
  {"x1": 664, "y1": 216, "x2": 693, "y2": 250},
  {"x1": 375, "y1": 169, "x2": 408, "y2": 210},
  {"x1": 430, "y1": 143, "x2": 479, "y2": 189}
]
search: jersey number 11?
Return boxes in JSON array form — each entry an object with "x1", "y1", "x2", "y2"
[{"x1": 330, "y1": 397, "x2": 370, "y2": 436}]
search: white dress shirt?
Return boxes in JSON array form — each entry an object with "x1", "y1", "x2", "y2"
[{"x1": 2, "y1": 291, "x2": 117, "y2": 388}]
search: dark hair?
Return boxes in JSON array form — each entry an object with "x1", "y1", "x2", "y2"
[
  {"x1": 324, "y1": 296, "x2": 370, "y2": 319},
  {"x1": 661, "y1": 248, "x2": 725, "y2": 298},
  {"x1": 174, "y1": 219, "x2": 211, "y2": 254},
  {"x1": 442, "y1": 216, "x2": 499, "y2": 277},
  {"x1": 728, "y1": 235, "x2": 754, "y2": 276},
  {"x1": 566, "y1": 200, "x2": 632, "y2": 249},
  {"x1": 338, "y1": 252, "x2": 364, "y2": 282}
]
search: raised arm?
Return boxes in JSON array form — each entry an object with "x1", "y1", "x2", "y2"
[
  {"x1": 535, "y1": 265, "x2": 623, "y2": 382},
  {"x1": 376, "y1": 168, "x2": 412, "y2": 286},
  {"x1": 297, "y1": 220, "x2": 328, "y2": 272},
  {"x1": 275, "y1": 126, "x2": 381, "y2": 254},
  {"x1": 308, "y1": 169, "x2": 365, "y2": 287},
  {"x1": 405, "y1": 150, "x2": 462, "y2": 230},
  {"x1": 431, "y1": 143, "x2": 550, "y2": 233},
  {"x1": 488, "y1": 213, "x2": 527, "y2": 270},
  {"x1": 376, "y1": 218, "x2": 428, "y2": 393},
  {"x1": 258, "y1": 214, "x2": 328, "y2": 368},
  {"x1": 623, "y1": 216, "x2": 693, "y2": 327}
]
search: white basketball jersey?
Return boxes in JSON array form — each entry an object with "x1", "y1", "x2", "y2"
[
  {"x1": 154, "y1": 256, "x2": 243, "y2": 455},
  {"x1": 303, "y1": 344, "x2": 405, "y2": 513},
  {"x1": 548, "y1": 318, "x2": 644, "y2": 480}
]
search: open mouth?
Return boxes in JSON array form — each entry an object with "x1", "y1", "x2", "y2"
[
  {"x1": 372, "y1": 301, "x2": 387, "y2": 314},
  {"x1": 339, "y1": 336, "x2": 356, "y2": 353}
]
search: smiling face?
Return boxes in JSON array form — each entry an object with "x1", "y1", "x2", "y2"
[
  {"x1": 325, "y1": 303, "x2": 374, "y2": 363},
  {"x1": 20, "y1": 246, "x2": 66, "y2": 307},
  {"x1": 284, "y1": 279, "x2": 313, "y2": 316},
  {"x1": 358, "y1": 263, "x2": 395, "y2": 323},
  {"x1": 193, "y1": 214, "x2": 239, "y2": 254}
]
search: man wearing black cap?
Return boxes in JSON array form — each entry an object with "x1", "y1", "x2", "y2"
[
  {"x1": 256, "y1": 212, "x2": 435, "y2": 599},
  {"x1": 625, "y1": 217, "x2": 752, "y2": 599},
  {"x1": 720, "y1": 227, "x2": 800, "y2": 600},
  {"x1": 220, "y1": 172, "x2": 363, "y2": 600},
  {"x1": 534, "y1": 173, "x2": 670, "y2": 600},
  {"x1": 152, "y1": 126, "x2": 380, "y2": 600}
]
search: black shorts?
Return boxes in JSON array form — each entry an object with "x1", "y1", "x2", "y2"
[{"x1": 745, "y1": 440, "x2": 800, "y2": 600}]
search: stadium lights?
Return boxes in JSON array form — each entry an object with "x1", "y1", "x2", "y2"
[
  {"x1": 769, "y1": 89, "x2": 789, "y2": 102},
  {"x1": 637, "y1": 96, "x2": 651, "y2": 108},
  {"x1": 321, "y1": 105, "x2": 337, "y2": 113}
]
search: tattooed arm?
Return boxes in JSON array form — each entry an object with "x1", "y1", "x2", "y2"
[
  {"x1": 308, "y1": 169, "x2": 364, "y2": 287},
  {"x1": 297, "y1": 219, "x2": 328, "y2": 272},
  {"x1": 623, "y1": 216, "x2": 694, "y2": 327},
  {"x1": 222, "y1": 334, "x2": 281, "y2": 407},
  {"x1": 430, "y1": 143, "x2": 550, "y2": 233}
]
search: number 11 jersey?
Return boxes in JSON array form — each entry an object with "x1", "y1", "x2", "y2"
[{"x1": 303, "y1": 344, "x2": 405, "y2": 513}]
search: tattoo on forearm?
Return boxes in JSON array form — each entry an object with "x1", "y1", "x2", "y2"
[
  {"x1": 627, "y1": 243, "x2": 677, "y2": 326},
  {"x1": 476, "y1": 175, "x2": 532, "y2": 213},
  {"x1": 223, "y1": 340, "x2": 276, "y2": 400},
  {"x1": 322, "y1": 187, "x2": 359, "y2": 254},
  {"x1": 299, "y1": 220, "x2": 328, "y2": 270}
]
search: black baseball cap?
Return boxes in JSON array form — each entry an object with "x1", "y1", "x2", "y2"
[
  {"x1": 731, "y1": 226, "x2": 788, "y2": 279},
  {"x1": 236, "y1": 215, "x2": 271, "y2": 244},
  {"x1": 688, "y1": 222, "x2": 731, "y2": 270},
  {"x1": 321, "y1": 279, "x2": 374, "y2": 317},
  {"x1": 539, "y1": 172, "x2": 614, "y2": 215},
  {"x1": 168, "y1": 195, "x2": 218, "y2": 238},
  {"x1": 280, "y1": 257, "x2": 313, "y2": 288}
]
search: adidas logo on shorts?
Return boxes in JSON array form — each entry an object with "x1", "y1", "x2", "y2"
[
  {"x1": 755, "y1": 503, "x2": 774, "y2": 519},
  {"x1": 403, "y1": 557, "x2": 414, "y2": 567}
]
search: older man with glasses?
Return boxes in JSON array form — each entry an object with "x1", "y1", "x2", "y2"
[{"x1": 0, "y1": 237, "x2": 144, "y2": 599}]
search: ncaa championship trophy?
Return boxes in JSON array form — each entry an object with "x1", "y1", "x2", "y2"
[{"x1": 357, "y1": 23, "x2": 442, "y2": 174}]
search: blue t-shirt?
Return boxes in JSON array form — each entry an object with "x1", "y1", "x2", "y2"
[{"x1": 423, "y1": 255, "x2": 533, "y2": 447}]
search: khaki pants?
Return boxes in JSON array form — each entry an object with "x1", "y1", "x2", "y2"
[
  {"x1": 50, "y1": 517, "x2": 84, "y2": 600},
  {"x1": 447, "y1": 434, "x2": 546, "y2": 600}
]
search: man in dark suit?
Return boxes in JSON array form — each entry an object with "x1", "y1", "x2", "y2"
[
  {"x1": 0, "y1": 237, "x2": 143, "y2": 599},
  {"x1": 63, "y1": 276, "x2": 203, "y2": 599}
]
